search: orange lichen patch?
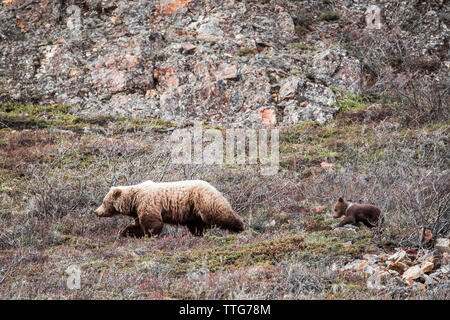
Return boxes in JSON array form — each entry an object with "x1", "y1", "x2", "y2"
[
  {"x1": 3, "y1": 0, "x2": 16, "y2": 6},
  {"x1": 258, "y1": 108, "x2": 276, "y2": 125},
  {"x1": 68, "y1": 69, "x2": 79, "y2": 77},
  {"x1": 311, "y1": 205, "x2": 326, "y2": 213},
  {"x1": 54, "y1": 37, "x2": 66, "y2": 45},
  {"x1": 157, "y1": 0, "x2": 192, "y2": 14},
  {"x1": 176, "y1": 29, "x2": 191, "y2": 36},
  {"x1": 320, "y1": 162, "x2": 335, "y2": 168},
  {"x1": 124, "y1": 54, "x2": 139, "y2": 68},
  {"x1": 166, "y1": 75, "x2": 179, "y2": 89},
  {"x1": 214, "y1": 63, "x2": 237, "y2": 80},
  {"x1": 154, "y1": 67, "x2": 179, "y2": 90}
]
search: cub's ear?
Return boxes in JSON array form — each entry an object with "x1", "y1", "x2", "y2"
[
  {"x1": 338, "y1": 197, "x2": 344, "y2": 202},
  {"x1": 111, "y1": 188, "x2": 122, "y2": 200}
]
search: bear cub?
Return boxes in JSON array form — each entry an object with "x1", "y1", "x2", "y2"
[{"x1": 333, "y1": 197, "x2": 382, "y2": 228}]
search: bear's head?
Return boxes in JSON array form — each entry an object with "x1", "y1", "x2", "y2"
[
  {"x1": 95, "y1": 187, "x2": 134, "y2": 217},
  {"x1": 333, "y1": 197, "x2": 348, "y2": 219}
]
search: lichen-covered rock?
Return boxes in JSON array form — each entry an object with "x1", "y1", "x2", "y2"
[
  {"x1": 0, "y1": 0, "x2": 447, "y2": 126},
  {"x1": 402, "y1": 265, "x2": 423, "y2": 285},
  {"x1": 311, "y1": 48, "x2": 361, "y2": 93},
  {"x1": 435, "y1": 238, "x2": 450, "y2": 254},
  {"x1": 367, "y1": 271, "x2": 387, "y2": 290},
  {"x1": 421, "y1": 260, "x2": 434, "y2": 274}
]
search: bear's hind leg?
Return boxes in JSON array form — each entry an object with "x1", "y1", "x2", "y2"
[
  {"x1": 139, "y1": 215, "x2": 163, "y2": 237},
  {"x1": 362, "y1": 219, "x2": 376, "y2": 228}
]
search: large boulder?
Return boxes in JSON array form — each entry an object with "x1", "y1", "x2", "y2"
[{"x1": 310, "y1": 48, "x2": 361, "y2": 93}]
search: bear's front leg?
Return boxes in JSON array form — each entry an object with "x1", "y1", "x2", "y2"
[
  {"x1": 120, "y1": 224, "x2": 145, "y2": 238},
  {"x1": 187, "y1": 221, "x2": 207, "y2": 236},
  {"x1": 139, "y1": 215, "x2": 164, "y2": 237},
  {"x1": 337, "y1": 216, "x2": 356, "y2": 228}
]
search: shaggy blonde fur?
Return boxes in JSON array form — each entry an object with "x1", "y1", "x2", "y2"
[{"x1": 95, "y1": 180, "x2": 244, "y2": 237}]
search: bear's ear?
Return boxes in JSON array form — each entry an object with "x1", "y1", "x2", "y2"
[
  {"x1": 338, "y1": 197, "x2": 344, "y2": 203},
  {"x1": 111, "y1": 188, "x2": 122, "y2": 200}
]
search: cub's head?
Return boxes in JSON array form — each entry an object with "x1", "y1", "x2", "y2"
[
  {"x1": 95, "y1": 187, "x2": 126, "y2": 217},
  {"x1": 333, "y1": 197, "x2": 348, "y2": 219}
]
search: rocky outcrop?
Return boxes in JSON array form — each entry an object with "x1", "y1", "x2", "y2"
[
  {"x1": 0, "y1": 0, "x2": 447, "y2": 127},
  {"x1": 340, "y1": 247, "x2": 449, "y2": 291}
]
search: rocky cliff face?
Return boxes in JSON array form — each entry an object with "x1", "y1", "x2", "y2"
[{"x1": 0, "y1": 0, "x2": 448, "y2": 126}]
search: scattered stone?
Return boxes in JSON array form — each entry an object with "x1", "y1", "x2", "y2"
[
  {"x1": 442, "y1": 253, "x2": 449, "y2": 265},
  {"x1": 367, "y1": 271, "x2": 385, "y2": 290},
  {"x1": 257, "y1": 107, "x2": 277, "y2": 125},
  {"x1": 363, "y1": 254, "x2": 381, "y2": 264},
  {"x1": 387, "y1": 269, "x2": 400, "y2": 276},
  {"x1": 265, "y1": 219, "x2": 276, "y2": 228},
  {"x1": 416, "y1": 250, "x2": 433, "y2": 263},
  {"x1": 49, "y1": 128, "x2": 75, "y2": 134},
  {"x1": 196, "y1": 17, "x2": 224, "y2": 40},
  {"x1": 386, "y1": 260, "x2": 409, "y2": 274},
  {"x1": 333, "y1": 225, "x2": 358, "y2": 232},
  {"x1": 429, "y1": 272, "x2": 442, "y2": 283},
  {"x1": 423, "y1": 274, "x2": 437, "y2": 286},
  {"x1": 402, "y1": 265, "x2": 423, "y2": 285},
  {"x1": 388, "y1": 250, "x2": 407, "y2": 263},
  {"x1": 341, "y1": 259, "x2": 368, "y2": 272},
  {"x1": 435, "y1": 238, "x2": 450, "y2": 254},
  {"x1": 335, "y1": 246, "x2": 449, "y2": 288},
  {"x1": 421, "y1": 260, "x2": 434, "y2": 274},
  {"x1": 320, "y1": 162, "x2": 335, "y2": 172},
  {"x1": 362, "y1": 264, "x2": 380, "y2": 277},
  {"x1": 214, "y1": 63, "x2": 238, "y2": 80},
  {"x1": 440, "y1": 265, "x2": 450, "y2": 275},
  {"x1": 365, "y1": 5, "x2": 382, "y2": 30},
  {"x1": 278, "y1": 76, "x2": 303, "y2": 100},
  {"x1": 380, "y1": 253, "x2": 390, "y2": 262},
  {"x1": 331, "y1": 284, "x2": 340, "y2": 293},
  {"x1": 412, "y1": 282, "x2": 426, "y2": 291}
]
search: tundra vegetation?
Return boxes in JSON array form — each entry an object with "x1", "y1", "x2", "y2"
[{"x1": 0, "y1": 93, "x2": 447, "y2": 299}]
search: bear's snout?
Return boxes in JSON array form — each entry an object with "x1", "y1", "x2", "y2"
[{"x1": 95, "y1": 206, "x2": 105, "y2": 216}]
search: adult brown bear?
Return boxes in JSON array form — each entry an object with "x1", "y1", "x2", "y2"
[{"x1": 95, "y1": 180, "x2": 244, "y2": 237}]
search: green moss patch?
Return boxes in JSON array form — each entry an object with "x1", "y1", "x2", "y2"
[
  {"x1": 164, "y1": 235, "x2": 306, "y2": 275},
  {"x1": 320, "y1": 11, "x2": 340, "y2": 22},
  {"x1": 0, "y1": 103, "x2": 176, "y2": 133}
]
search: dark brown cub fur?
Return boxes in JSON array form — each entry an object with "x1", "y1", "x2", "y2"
[{"x1": 333, "y1": 197, "x2": 382, "y2": 228}]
